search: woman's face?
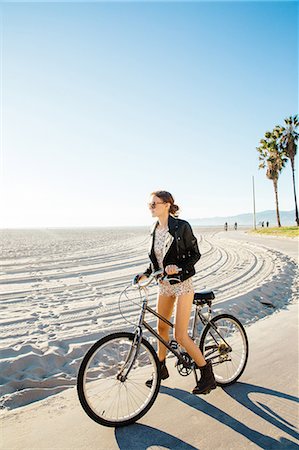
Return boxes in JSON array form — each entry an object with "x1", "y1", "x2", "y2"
[{"x1": 148, "y1": 195, "x2": 169, "y2": 217}]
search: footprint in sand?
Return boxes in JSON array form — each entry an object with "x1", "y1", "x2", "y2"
[
  {"x1": 26, "y1": 318, "x2": 37, "y2": 324},
  {"x1": 50, "y1": 313, "x2": 60, "y2": 319}
]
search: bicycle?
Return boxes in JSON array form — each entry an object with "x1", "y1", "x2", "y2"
[{"x1": 77, "y1": 269, "x2": 249, "y2": 427}]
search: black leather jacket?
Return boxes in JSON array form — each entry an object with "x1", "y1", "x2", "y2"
[{"x1": 143, "y1": 215, "x2": 201, "y2": 284}]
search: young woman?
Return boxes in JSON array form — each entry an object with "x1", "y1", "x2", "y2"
[{"x1": 136, "y1": 190, "x2": 216, "y2": 395}]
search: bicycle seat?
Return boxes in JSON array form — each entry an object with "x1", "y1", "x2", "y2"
[{"x1": 193, "y1": 291, "x2": 215, "y2": 306}]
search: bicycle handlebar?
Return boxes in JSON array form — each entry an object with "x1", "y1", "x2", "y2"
[{"x1": 132, "y1": 268, "x2": 183, "y2": 288}]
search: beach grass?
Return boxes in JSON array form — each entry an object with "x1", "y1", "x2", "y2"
[{"x1": 250, "y1": 226, "x2": 299, "y2": 238}]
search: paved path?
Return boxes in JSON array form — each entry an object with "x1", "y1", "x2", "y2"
[{"x1": 219, "y1": 229, "x2": 298, "y2": 262}]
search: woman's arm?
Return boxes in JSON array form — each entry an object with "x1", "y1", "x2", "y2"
[
  {"x1": 180, "y1": 222, "x2": 201, "y2": 274},
  {"x1": 143, "y1": 263, "x2": 153, "y2": 278},
  {"x1": 134, "y1": 263, "x2": 152, "y2": 283}
]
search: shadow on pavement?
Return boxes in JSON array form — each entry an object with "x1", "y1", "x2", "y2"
[
  {"x1": 159, "y1": 385, "x2": 298, "y2": 449},
  {"x1": 223, "y1": 382, "x2": 299, "y2": 440},
  {"x1": 115, "y1": 423, "x2": 198, "y2": 450},
  {"x1": 114, "y1": 383, "x2": 298, "y2": 449}
]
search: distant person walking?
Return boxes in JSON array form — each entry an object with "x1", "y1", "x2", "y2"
[
  {"x1": 224, "y1": 222, "x2": 228, "y2": 231},
  {"x1": 234, "y1": 222, "x2": 238, "y2": 230},
  {"x1": 266, "y1": 221, "x2": 269, "y2": 228},
  {"x1": 261, "y1": 221, "x2": 264, "y2": 228}
]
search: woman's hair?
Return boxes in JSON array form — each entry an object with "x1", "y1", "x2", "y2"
[{"x1": 151, "y1": 190, "x2": 180, "y2": 217}]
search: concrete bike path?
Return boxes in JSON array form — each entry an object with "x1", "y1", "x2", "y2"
[{"x1": 216, "y1": 229, "x2": 298, "y2": 262}]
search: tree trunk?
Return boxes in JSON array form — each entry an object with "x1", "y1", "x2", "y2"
[
  {"x1": 273, "y1": 179, "x2": 281, "y2": 227},
  {"x1": 290, "y1": 158, "x2": 299, "y2": 226}
]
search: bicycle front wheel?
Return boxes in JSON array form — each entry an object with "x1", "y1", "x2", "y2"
[
  {"x1": 200, "y1": 314, "x2": 248, "y2": 386},
  {"x1": 77, "y1": 331, "x2": 161, "y2": 427}
]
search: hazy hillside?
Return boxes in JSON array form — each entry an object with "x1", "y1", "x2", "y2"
[{"x1": 189, "y1": 210, "x2": 296, "y2": 226}]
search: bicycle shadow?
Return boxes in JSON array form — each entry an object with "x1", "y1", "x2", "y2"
[
  {"x1": 115, "y1": 423, "x2": 198, "y2": 450},
  {"x1": 223, "y1": 382, "x2": 299, "y2": 440},
  {"x1": 114, "y1": 382, "x2": 298, "y2": 450},
  {"x1": 159, "y1": 385, "x2": 298, "y2": 449}
]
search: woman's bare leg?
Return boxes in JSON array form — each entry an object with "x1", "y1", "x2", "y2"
[
  {"x1": 174, "y1": 292, "x2": 206, "y2": 367},
  {"x1": 157, "y1": 293, "x2": 176, "y2": 361}
]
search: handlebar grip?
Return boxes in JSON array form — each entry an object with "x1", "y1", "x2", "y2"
[
  {"x1": 161, "y1": 268, "x2": 182, "y2": 283},
  {"x1": 132, "y1": 268, "x2": 182, "y2": 287},
  {"x1": 134, "y1": 275, "x2": 138, "y2": 283},
  {"x1": 132, "y1": 274, "x2": 143, "y2": 285}
]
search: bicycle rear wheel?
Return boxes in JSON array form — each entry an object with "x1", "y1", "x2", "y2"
[
  {"x1": 77, "y1": 331, "x2": 160, "y2": 427},
  {"x1": 200, "y1": 314, "x2": 248, "y2": 386}
]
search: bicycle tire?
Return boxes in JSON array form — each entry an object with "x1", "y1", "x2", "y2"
[
  {"x1": 199, "y1": 314, "x2": 248, "y2": 386},
  {"x1": 77, "y1": 331, "x2": 161, "y2": 427}
]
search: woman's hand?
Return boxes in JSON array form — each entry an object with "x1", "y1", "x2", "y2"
[
  {"x1": 133, "y1": 273, "x2": 147, "y2": 284},
  {"x1": 165, "y1": 265, "x2": 179, "y2": 275}
]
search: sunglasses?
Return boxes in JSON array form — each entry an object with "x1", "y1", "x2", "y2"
[{"x1": 148, "y1": 201, "x2": 165, "y2": 209}]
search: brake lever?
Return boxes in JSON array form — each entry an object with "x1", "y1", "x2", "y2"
[{"x1": 161, "y1": 268, "x2": 182, "y2": 282}]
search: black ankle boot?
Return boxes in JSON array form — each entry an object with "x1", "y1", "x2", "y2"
[
  {"x1": 192, "y1": 360, "x2": 217, "y2": 395},
  {"x1": 145, "y1": 359, "x2": 169, "y2": 388}
]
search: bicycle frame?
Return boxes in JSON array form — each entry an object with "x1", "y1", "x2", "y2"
[
  {"x1": 120, "y1": 278, "x2": 232, "y2": 382},
  {"x1": 133, "y1": 287, "x2": 211, "y2": 369}
]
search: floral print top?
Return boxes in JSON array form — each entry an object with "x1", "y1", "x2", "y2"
[{"x1": 154, "y1": 226, "x2": 194, "y2": 296}]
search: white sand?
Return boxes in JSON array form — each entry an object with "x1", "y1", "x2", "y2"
[{"x1": 0, "y1": 228, "x2": 298, "y2": 449}]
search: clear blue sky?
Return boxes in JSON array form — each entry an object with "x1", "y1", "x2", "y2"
[{"x1": 1, "y1": 1, "x2": 298, "y2": 227}]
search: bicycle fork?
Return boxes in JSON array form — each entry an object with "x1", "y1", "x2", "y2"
[
  {"x1": 116, "y1": 293, "x2": 148, "y2": 382},
  {"x1": 116, "y1": 326, "x2": 143, "y2": 382}
]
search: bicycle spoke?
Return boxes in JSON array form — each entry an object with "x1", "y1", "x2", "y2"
[{"x1": 200, "y1": 315, "x2": 248, "y2": 385}]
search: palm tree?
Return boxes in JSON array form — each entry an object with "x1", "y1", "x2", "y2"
[
  {"x1": 277, "y1": 115, "x2": 299, "y2": 226},
  {"x1": 257, "y1": 129, "x2": 287, "y2": 227}
]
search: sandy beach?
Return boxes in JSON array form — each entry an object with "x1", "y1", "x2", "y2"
[{"x1": 1, "y1": 227, "x2": 298, "y2": 449}]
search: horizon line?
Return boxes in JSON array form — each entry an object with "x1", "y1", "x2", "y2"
[{"x1": 0, "y1": 209, "x2": 295, "y2": 230}]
